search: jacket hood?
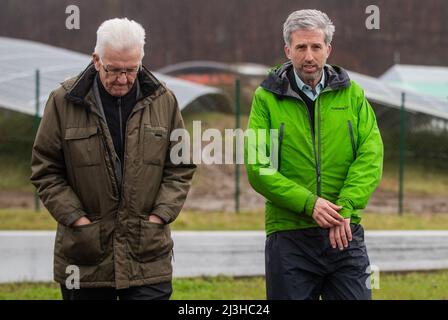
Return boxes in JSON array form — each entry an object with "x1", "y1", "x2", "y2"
[
  {"x1": 260, "y1": 61, "x2": 351, "y2": 97},
  {"x1": 63, "y1": 63, "x2": 163, "y2": 107}
]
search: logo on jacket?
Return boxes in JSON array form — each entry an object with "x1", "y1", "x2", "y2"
[{"x1": 331, "y1": 106, "x2": 349, "y2": 110}]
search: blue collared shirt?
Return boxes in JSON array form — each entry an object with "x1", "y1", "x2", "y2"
[{"x1": 293, "y1": 69, "x2": 326, "y2": 101}]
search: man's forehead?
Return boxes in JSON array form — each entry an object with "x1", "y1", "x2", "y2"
[
  {"x1": 291, "y1": 29, "x2": 326, "y2": 43},
  {"x1": 102, "y1": 46, "x2": 142, "y2": 63}
]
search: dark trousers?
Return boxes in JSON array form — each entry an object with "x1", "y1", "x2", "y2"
[
  {"x1": 265, "y1": 224, "x2": 372, "y2": 300},
  {"x1": 60, "y1": 281, "x2": 172, "y2": 300}
]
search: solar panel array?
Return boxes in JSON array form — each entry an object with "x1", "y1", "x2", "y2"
[{"x1": 0, "y1": 37, "x2": 229, "y2": 117}]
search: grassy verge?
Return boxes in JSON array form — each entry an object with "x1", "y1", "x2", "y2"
[
  {"x1": 0, "y1": 110, "x2": 35, "y2": 192},
  {"x1": 0, "y1": 157, "x2": 33, "y2": 191},
  {"x1": 362, "y1": 212, "x2": 448, "y2": 230},
  {"x1": 1, "y1": 271, "x2": 448, "y2": 300},
  {"x1": 1, "y1": 209, "x2": 448, "y2": 231},
  {"x1": 375, "y1": 271, "x2": 448, "y2": 300},
  {"x1": 380, "y1": 160, "x2": 448, "y2": 196}
]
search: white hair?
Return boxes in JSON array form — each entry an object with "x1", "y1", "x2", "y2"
[
  {"x1": 283, "y1": 9, "x2": 335, "y2": 47},
  {"x1": 94, "y1": 18, "x2": 146, "y2": 60}
]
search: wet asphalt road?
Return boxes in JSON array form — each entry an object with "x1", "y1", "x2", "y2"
[{"x1": 1, "y1": 230, "x2": 448, "y2": 282}]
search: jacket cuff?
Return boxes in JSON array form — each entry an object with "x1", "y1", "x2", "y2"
[
  {"x1": 64, "y1": 209, "x2": 86, "y2": 227},
  {"x1": 336, "y1": 199, "x2": 353, "y2": 219},
  {"x1": 151, "y1": 208, "x2": 176, "y2": 224},
  {"x1": 338, "y1": 207, "x2": 352, "y2": 219},
  {"x1": 304, "y1": 193, "x2": 318, "y2": 216}
]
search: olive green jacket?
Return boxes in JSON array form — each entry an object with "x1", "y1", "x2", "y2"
[{"x1": 31, "y1": 63, "x2": 196, "y2": 289}]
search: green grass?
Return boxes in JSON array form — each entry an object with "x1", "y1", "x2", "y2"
[
  {"x1": 374, "y1": 271, "x2": 448, "y2": 300},
  {"x1": 0, "y1": 282, "x2": 61, "y2": 300},
  {"x1": 0, "y1": 277, "x2": 266, "y2": 300},
  {"x1": 173, "y1": 276, "x2": 266, "y2": 300},
  {"x1": 362, "y1": 212, "x2": 448, "y2": 230},
  {"x1": 172, "y1": 211, "x2": 266, "y2": 231},
  {"x1": 0, "y1": 156, "x2": 33, "y2": 191},
  {"x1": 1, "y1": 209, "x2": 448, "y2": 231},
  {"x1": 0, "y1": 110, "x2": 35, "y2": 192},
  {"x1": 0, "y1": 209, "x2": 57, "y2": 230},
  {"x1": 1, "y1": 271, "x2": 448, "y2": 300},
  {"x1": 380, "y1": 160, "x2": 448, "y2": 196}
]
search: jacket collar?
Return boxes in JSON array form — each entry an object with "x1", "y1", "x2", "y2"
[
  {"x1": 260, "y1": 61, "x2": 351, "y2": 98},
  {"x1": 64, "y1": 62, "x2": 163, "y2": 107}
]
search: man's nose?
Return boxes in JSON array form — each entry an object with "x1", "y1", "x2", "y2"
[
  {"x1": 304, "y1": 48, "x2": 314, "y2": 62},
  {"x1": 116, "y1": 73, "x2": 128, "y2": 84}
]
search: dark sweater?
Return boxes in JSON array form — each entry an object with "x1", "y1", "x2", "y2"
[{"x1": 97, "y1": 77, "x2": 138, "y2": 166}]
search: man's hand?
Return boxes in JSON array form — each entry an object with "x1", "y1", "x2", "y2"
[
  {"x1": 329, "y1": 218, "x2": 353, "y2": 250},
  {"x1": 72, "y1": 216, "x2": 92, "y2": 227},
  {"x1": 148, "y1": 214, "x2": 164, "y2": 224},
  {"x1": 312, "y1": 197, "x2": 344, "y2": 228}
]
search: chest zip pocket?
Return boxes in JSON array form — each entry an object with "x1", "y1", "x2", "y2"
[{"x1": 348, "y1": 120, "x2": 357, "y2": 160}]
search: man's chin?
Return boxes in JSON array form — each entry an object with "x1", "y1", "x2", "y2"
[
  {"x1": 110, "y1": 88, "x2": 130, "y2": 97},
  {"x1": 298, "y1": 70, "x2": 322, "y2": 83},
  {"x1": 300, "y1": 73, "x2": 318, "y2": 83}
]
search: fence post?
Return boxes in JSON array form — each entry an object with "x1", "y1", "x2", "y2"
[
  {"x1": 34, "y1": 69, "x2": 41, "y2": 212},
  {"x1": 235, "y1": 78, "x2": 241, "y2": 213},
  {"x1": 398, "y1": 92, "x2": 406, "y2": 215}
]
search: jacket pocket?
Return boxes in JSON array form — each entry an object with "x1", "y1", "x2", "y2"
[
  {"x1": 143, "y1": 126, "x2": 169, "y2": 166},
  {"x1": 61, "y1": 219, "x2": 104, "y2": 266},
  {"x1": 65, "y1": 126, "x2": 102, "y2": 167},
  {"x1": 136, "y1": 218, "x2": 173, "y2": 263},
  {"x1": 348, "y1": 120, "x2": 356, "y2": 160}
]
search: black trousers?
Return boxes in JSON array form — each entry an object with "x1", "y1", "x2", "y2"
[
  {"x1": 265, "y1": 224, "x2": 372, "y2": 300},
  {"x1": 60, "y1": 281, "x2": 172, "y2": 300}
]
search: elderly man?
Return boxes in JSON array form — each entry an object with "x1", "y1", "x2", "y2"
[
  {"x1": 31, "y1": 18, "x2": 196, "y2": 300},
  {"x1": 245, "y1": 10, "x2": 383, "y2": 300}
]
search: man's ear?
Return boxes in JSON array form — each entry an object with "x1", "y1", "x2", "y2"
[
  {"x1": 326, "y1": 44, "x2": 332, "y2": 59},
  {"x1": 284, "y1": 44, "x2": 291, "y2": 60},
  {"x1": 92, "y1": 53, "x2": 100, "y2": 71}
]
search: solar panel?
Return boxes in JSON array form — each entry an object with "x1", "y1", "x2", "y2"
[
  {"x1": 380, "y1": 64, "x2": 448, "y2": 101},
  {"x1": 0, "y1": 37, "x2": 230, "y2": 117}
]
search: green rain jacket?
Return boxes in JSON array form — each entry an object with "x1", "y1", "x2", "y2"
[{"x1": 245, "y1": 62, "x2": 383, "y2": 235}]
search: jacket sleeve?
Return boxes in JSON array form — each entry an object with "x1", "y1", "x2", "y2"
[
  {"x1": 151, "y1": 93, "x2": 196, "y2": 223},
  {"x1": 244, "y1": 89, "x2": 317, "y2": 216},
  {"x1": 336, "y1": 91, "x2": 384, "y2": 218},
  {"x1": 30, "y1": 91, "x2": 87, "y2": 226}
]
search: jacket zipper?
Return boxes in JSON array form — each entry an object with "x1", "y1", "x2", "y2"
[
  {"x1": 348, "y1": 120, "x2": 356, "y2": 160},
  {"x1": 302, "y1": 101, "x2": 320, "y2": 197},
  {"x1": 278, "y1": 123, "x2": 284, "y2": 171},
  {"x1": 115, "y1": 98, "x2": 124, "y2": 195},
  {"x1": 118, "y1": 98, "x2": 123, "y2": 151},
  {"x1": 118, "y1": 100, "x2": 145, "y2": 205},
  {"x1": 97, "y1": 125, "x2": 120, "y2": 199},
  {"x1": 316, "y1": 97, "x2": 322, "y2": 196},
  {"x1": 292, "y1": 90, "x2": 324, "y2": 197},
  {"x1": 91, "y1": 79, "x2": 121, "y2": 198}
]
